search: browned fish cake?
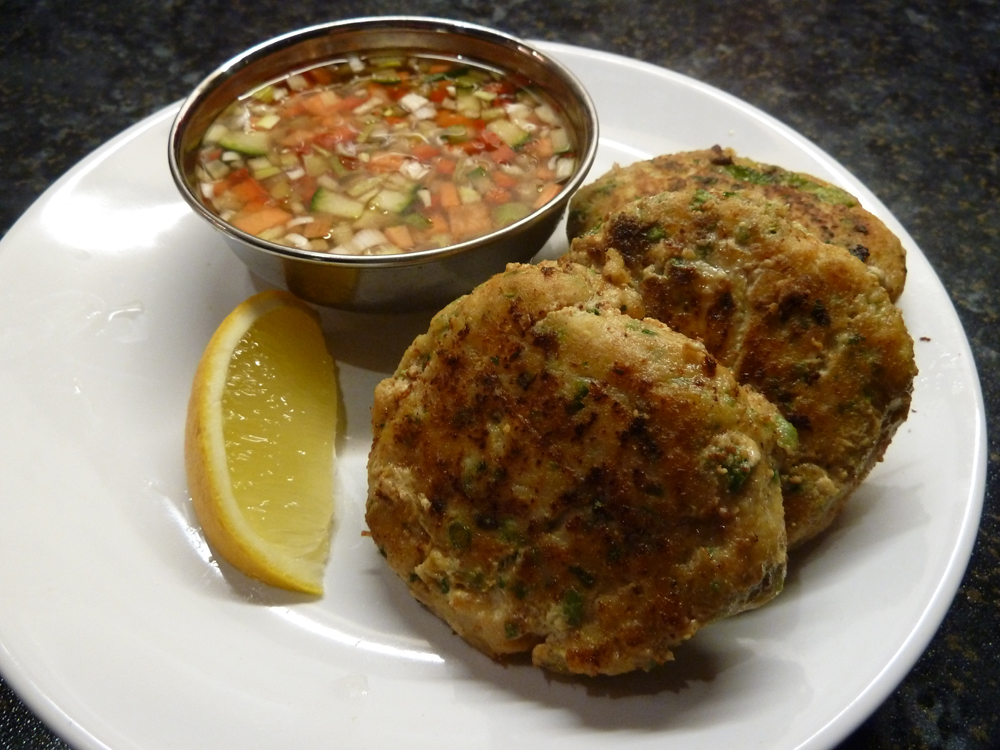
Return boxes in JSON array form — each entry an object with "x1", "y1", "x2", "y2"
[
  {"x1": 563, "y1": 187, "x2": 916, "y2": 546},
  {"x1": 366, "y1": 261, "x2": 788, "y2": 676},
  {"x1": 567, "y1": 146, "x2": 907, "y2": 302}
]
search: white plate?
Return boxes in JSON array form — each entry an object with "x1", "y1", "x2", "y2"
[{"x1": 0, "y1": 42, "x2": 985, "y2": 750}]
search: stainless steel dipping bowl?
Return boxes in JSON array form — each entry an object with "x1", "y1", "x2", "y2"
[{"x1": 168, "y1": 16, "x2": 599, "y2": 312}]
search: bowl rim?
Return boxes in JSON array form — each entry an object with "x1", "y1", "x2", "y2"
[{"x1": 167, "y1": 15, "x2": 599, "y2": 270}]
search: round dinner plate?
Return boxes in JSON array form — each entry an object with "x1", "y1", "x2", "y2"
[{"x1": 0, "y1": 41, "x2": 986, "y2": 750}]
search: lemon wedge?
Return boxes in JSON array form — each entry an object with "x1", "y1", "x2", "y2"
[{"x1": 185, "y1": 290, "x2": 338, "y2": 595}]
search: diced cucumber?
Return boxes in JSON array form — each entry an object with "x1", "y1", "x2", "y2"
[
  {"x1": 256, "y1": 113, "x2": 281, "y2": 130},
  {"x1": 550, "y1": 127, "x2": 571, "y2": 154},
  {"x1": 217, "y1": 130, "x2": 271, "y2": 156},
  {"x1": 311, "y1": 188, "x2": 365, "y2": 219},
  {"x1": 403, "y1": 213, "x2": 433, "y2": 229},
  {"x1": 373, "y1": 70, "x2": 402, "y2": 84},
  {"x1": 370, "y1": 56, "x2": 405, "y2": 68},
  {"x1": 203, "y1": 159, "x2": 229, "y2": 180},
  {"x1": 486, "y1": 119, "x2": 530, "y2": 148},
  {"x1": 456, "y1": 93, "x2": 481, "y2": 118},
  {"x1": 346, "y1": 175, "x2": 385, "y2": 198},
  {"x1": 202, "y1": 123, "x2": 229, "y2": 144},
  {"x1": 534, "y1": 103, "x2": 560, "y2": 125},
  {"x1": 384, "y1": 172, "x2": 417, "y2": 193},
  {"x1": 302, "y1": 153, "x2": 329, "y2": 177},
  {"x1": 329, "y1": 155, "x2": 351, "y2": 178},
  {"x1": 492, "y1": 202, "x2": 531, "y2": 227},
  {"x1": 442, "y1": 124, "x2": 472, "y2": 143},
  {"x1": 466, "y1": 167, "x2": 492, "y2": 193},
  {"x1": 251, "y1": 165, "x2": 281, "y2": 179},
  {"x1": 251, "y1": 85, "x2": 276, "y2": 103},
  {"x1": 370, "y1": 189, "x2": 414, "y2": 214},
  {"x1": 458, "y1": 185, "x2": 482, "y2": 204}
]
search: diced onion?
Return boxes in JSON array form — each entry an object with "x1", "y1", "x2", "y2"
[
  {"x1": 534, "y1": 103, "x2": 559, "y2": 124},
  {"x1": 400, "y1": 160, "x2": 430, "y2": 180},
  {"x1": 555, "y1": 157, "x2": 576, "y2": 181},
  {"x1": 352, "y1": 228, "x2": 389, "y2": 251},
  {"x1": 399, "y1": 93, "x2": 430, "y2": 112},
  {"x1": 353, "y1": 97, "x2": 383, "y2": 115},
  {"x1": 284, "y1": 232, "x2": 311, "y2": 250}
]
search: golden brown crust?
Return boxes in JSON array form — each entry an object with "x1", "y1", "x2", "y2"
[
  {"x1": 367, "y1": 262, "x2": 787, "y2": 675},
  {"x1": 566, "y1": 147, "x2": 907, "y2": 302},
  {"x1": 563, "y1": 187, "x2": 916, "y2": 546}
]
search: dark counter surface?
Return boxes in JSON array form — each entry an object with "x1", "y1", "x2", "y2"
[{"x1": 2, "y1": 1, "x2": 997, "y2": 748}]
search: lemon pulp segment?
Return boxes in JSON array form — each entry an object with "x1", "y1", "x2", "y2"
[
  {"x1": 185, "y1": 290, "x2": 338, "y2": 595},
  {"x1": 224, "y1": 303, "x2": 337, "y2": 560}
]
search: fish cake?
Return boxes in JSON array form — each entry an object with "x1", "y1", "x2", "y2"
[
  {"x1": 367, "y1": 261, "x2": 788, "y2": 676},
  {"x1": 563, "y1": 187, "x2": 916, "y2": 546},
  {"x1": 567, "y1": 146, "x2": 907, "y2": 302}
]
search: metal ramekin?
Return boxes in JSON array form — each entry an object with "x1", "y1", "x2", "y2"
[{"x1": 168, "y1": 16, "x2": 598, "y2": 312}]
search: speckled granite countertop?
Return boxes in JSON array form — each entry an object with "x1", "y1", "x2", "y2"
[{"x1": 1, "y1": 1, "x2": 997, "y2": 748}]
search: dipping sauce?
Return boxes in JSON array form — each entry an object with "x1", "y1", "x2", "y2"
[{"x1": 193, "y1": 52, "x2": 580, "y2": 255}]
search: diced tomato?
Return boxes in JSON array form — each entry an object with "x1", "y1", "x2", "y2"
[
  {"x1": 447, "y1": 202, "x2": 492, "y2": 241},
  {"x1": 492, "y1": 170, "x2": 518, "y2": 189},
  {"x1": 425, "y1": 211, "x2": 449, "y2": 234},
  {"x1": 533, "y1": 182, "x2": 563, "y2": 209},
  {"x1": 437, "y1": 182, "x2": 460, "y2": 208},
  {"x1": 484, "y1": 186, "x2": 511, "y2": 205},
  {"x1": 337, "y1": 154, "x2": 359, "y2": 172},
  {"x1": 241, "y1": 198, "x2": 270, "y2": 214},
  {"x1": 292, "y1": 175, "x2": 317, "y2": 203},
  {"x1": 436, "y1": 111, "x2": 475, "y2": 128},
  {"x1": 301, "y1": 212, "x2": 333, "y2": 238},
  {"x1": 428, "y1": 85, "x2": 449, "y2": 103},
  {"x1": 535, "y1": 165, "x2": 556, "y2": 181},
  {"x1": 434, "y1": 157, "x2": 457, "y2": 175},
  {"x1": 429, "y1": 63, "x2": 453, "y2": 74},
  {"x1": 462, "y1": 139, "x2": 488, "y2": 155},
  {"x1": 526, "y1": 136, "x2": 554, "y2": 159},
  {"x1": 307, "y1": 66, "x2": 333, "y2": 85},
  {"x1": 230, "y1": 206, "x2": 292, "y2": 235},
  {"x1": 383, "y1": 224, "x2": 415, "y2": 250},
  {"x1": 481, "y1": 130, "x2": 503, "y2": 149},
  {"x1": 384, "y1": 85, "x2": 408, "y2": 101},
  {"x1": 302, "y1": 90, "x2": 343, "y2": 116},
  {"x1": 339, "y1": 95, "x2": 367, "y2": 111},
  {"x1": 481, "y1": 80, "x2": 516, "y2": 96},
  {"x1": 369, "y1": 152, "x2": 409, "y2": 173},
  {"x1": 314, "y1": 125, "x2": 356, "y2": 150},
  {"x1": 489, "y1": 144, "x2": 517, "y2": 164},
  {"x1": 229, "y1": 177, "x2": 271, "y2": 205},
  {"x1": 280, "y1": 129, "x2": 316, "y2": 148},
  {"x1": 411, "y1": 142, "x2": 439, "y2": 161},
  {"x1": 384, "y1": 115, "x2": 407, "y2": 126},
  {"x1": 279, "y1": 97, "x2": 308, "y2": 118},
  {"x1": 319, "y1": 114, "x2": 347, "y2": 129}
]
